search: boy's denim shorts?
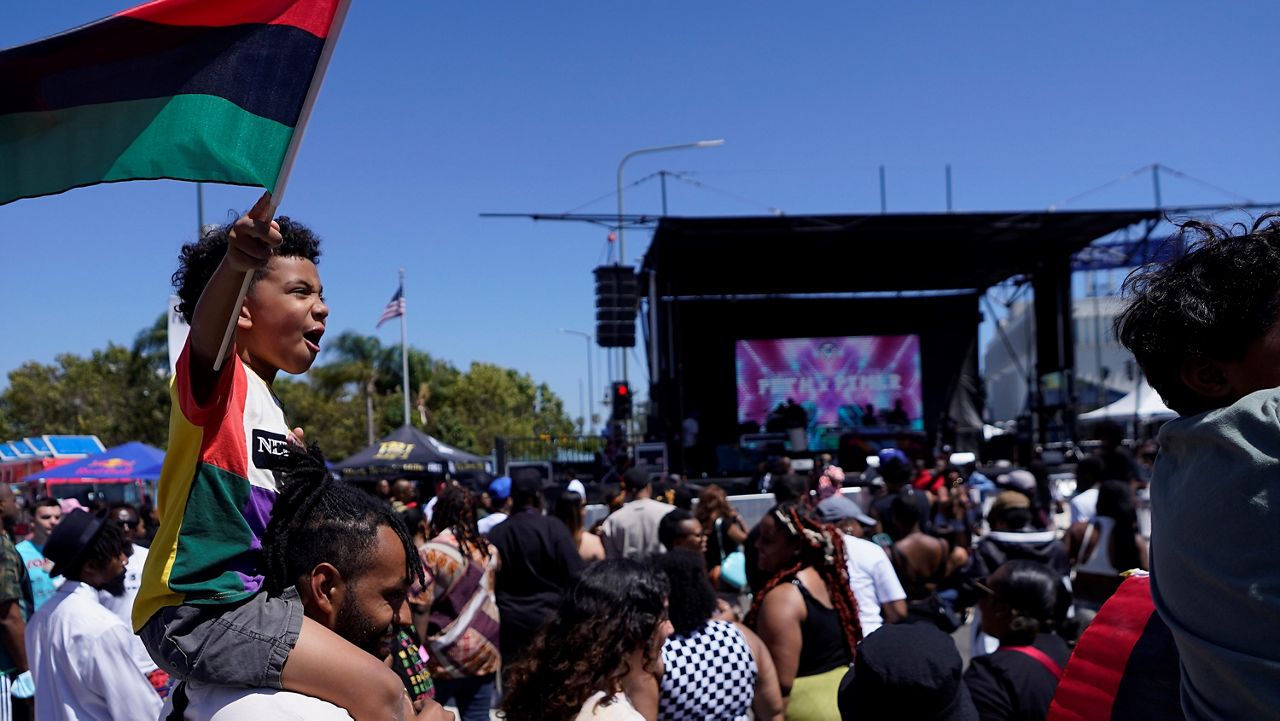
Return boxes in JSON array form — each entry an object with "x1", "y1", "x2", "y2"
[{"x1": 138, "y1": 587, "x2": 304, "y2": 690}]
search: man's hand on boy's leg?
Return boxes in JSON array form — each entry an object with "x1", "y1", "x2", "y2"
[{"x1": 187, "y1": 191, "x2": 283, "y2": 400}]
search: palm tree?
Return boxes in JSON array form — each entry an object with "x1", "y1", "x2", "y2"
[{"x1": 311, "y1": 332, "x2": 389, "y2": 446}]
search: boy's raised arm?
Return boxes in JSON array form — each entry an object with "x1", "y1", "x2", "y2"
[{"x1": 187, "y1": 192, "x2": 281, "y2": 404}]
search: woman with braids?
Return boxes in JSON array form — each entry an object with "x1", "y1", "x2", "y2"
[
  {"x1": 410, "y1": 484, "x2": 501, "y2": 721},
  {"x1": 747, "y1": 503, "x2": 861, "y2": 720},
  {"x1": 500, "y1": 558, "x2": 672, "y2": 721}
]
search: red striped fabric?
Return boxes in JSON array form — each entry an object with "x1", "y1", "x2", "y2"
[
  {"x1": 1047, "y1": 575, "x2": 1157, "y2": 721},
  {"x1": 118, "y1": 0, "x2": 341, "y2": 38}
]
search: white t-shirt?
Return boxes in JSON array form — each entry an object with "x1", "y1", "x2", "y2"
[
  {"x1": 99, "y1": 542, "x2": 157, "y2": 674},
  {"x1": 842, "y1": 535, "x2": 907, "y2": 636},
  {"x1": 478, "y1": 511, "x2": 509, "y2": 535},
  {"x1": 161, "y1": 683, "x2": 354, "y2": 720},
  {"x1": 575, "y1": 691, "x2": 644, "y2": 720},
  {"x1": 1069, "y1": 488, "x2": 1098, "y2": 525}
]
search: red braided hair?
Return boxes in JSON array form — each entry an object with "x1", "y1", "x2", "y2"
[{"x1": 744, "y1": 504, "x2": 863, "y2": 661}]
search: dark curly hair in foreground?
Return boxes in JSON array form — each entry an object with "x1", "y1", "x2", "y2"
[
  {"x1": 171, "y1": 216, "x2": 322, "y2": 324},
  {"x1": 262, "y1": 444, "x2": 423, "y2": 597},
  {"x1": 1115, "y1": 212, "x2": 1280, "y2": 415},
  {"x1": 744, "y1": 503, "x2": 863, "y2": 661},
  {"x1": 500, "y1": 558, "x2": 670, "y2": 721}
]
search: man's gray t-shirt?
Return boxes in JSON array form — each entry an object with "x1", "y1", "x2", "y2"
[
  {"x1": 601, "y1": 498, "x2": 672, "y2": 558},
  {"x1": 1153, "y1": 387, "x2": 1280, "y2": 720}
]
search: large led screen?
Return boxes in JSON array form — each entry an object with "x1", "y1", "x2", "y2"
[{"x1": 736, "y1": 335, "x2": 923, "y2": 428}]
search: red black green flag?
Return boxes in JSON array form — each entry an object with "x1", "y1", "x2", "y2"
[{"x1": 0, "y1": 0, "x2": 346, "y2": 206}]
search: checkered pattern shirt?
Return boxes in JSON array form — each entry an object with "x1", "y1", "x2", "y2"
[{"x1": 659, "y1": 620, "x2": 757, "y2": 721}]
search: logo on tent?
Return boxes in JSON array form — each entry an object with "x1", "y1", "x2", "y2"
[
  {"x1": 375, "y1": 442, "x2": 415, "y2": 460},
  {"x1": 86, "y1": 458, "x2": 135, "y2": 475}
]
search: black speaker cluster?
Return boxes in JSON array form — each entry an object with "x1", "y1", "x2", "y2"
[{"x1": 594, "y1": 265, "x2": 638, "y2": 348}]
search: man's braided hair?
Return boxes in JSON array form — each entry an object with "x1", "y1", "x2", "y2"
[
  {"x1": 744, "y1": 502, "x2": 863, "y2": 661},
  {"x1": 263, "y1": 444, "x2": 424, "y2": 596}
]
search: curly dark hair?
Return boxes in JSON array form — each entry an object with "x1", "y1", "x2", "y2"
[
  {"x1": 60, "y1": 514, "x2": 130, "y2": 582},
  {"x1": 744, "y1": 503, "x2": 862, "y2": 662},
  {"x1": 263, "y1": 444, "x2": 424, "y2": 597},
  {"x1": 171, "y1": 216, "x2": 322, "y2": 324},
  {"x1": 651, "y1": 550, "x2": 717, "y2": 636},
  {"x1": 1115, "y1": 213, "x2": 1280, "y2": 415},
  {"x1": 500, "y1": 558, "x2": 670, "y2": 721},
  {"x1": 429, "y1": 484, "x2": 489, "y2": 560}
]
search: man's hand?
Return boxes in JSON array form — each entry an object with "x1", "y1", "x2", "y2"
[
  {"x1": 402, "y1": 693, "x2": 453, "y2": 721},
  {"x1": 287, "y1": 426, "x2": 306, "y2": 448},
  {"x1": 224, "y1": 191, "x2": 282, "y2": 275}
]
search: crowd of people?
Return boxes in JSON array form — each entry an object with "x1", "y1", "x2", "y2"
[
  {"x1": 5, "y1": 199, "x2": 1280, "y2": 721},
  {"x1": 324, "y1": 432, "x2": 1145, "y2": 721},
  {"x1": 0, "y1": 438, "x2": 1150, "y2": 721}
]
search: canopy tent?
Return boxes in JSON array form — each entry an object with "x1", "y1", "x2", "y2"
[
  {"x1": 20, "y1": 441, "x2": 164, "y2": 484},
  {"x1": 333, "y1": 425, "x2": 493, "y2": 482},
  {"x1": 1078, "y1": 380, "x2": 1176, "y2": 421}
]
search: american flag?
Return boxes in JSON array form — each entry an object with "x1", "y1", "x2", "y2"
[{"x1": 377, "y1": 284, "x2": 406, "y2": 328}]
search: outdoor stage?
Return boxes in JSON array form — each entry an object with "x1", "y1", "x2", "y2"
[{"x1": 639, "y1": 209, "x2": 1160, "y2": 472}]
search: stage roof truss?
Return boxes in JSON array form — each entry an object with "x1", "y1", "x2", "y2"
[{"x1": 642, "y1": 209, "x2": 1162, "y2": 297}]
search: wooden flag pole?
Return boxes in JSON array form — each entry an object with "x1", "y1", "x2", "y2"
[{"x1": 212, "y1": 0, "x2": 353, "y2": 372}]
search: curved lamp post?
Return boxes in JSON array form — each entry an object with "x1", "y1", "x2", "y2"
[{"x1": 614, "y1": 139, "x2": 724, "y2": 398}]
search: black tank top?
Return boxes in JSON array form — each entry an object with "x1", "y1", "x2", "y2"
[{"x1": 792, "y1": 577, "x2": 851, "y2": 677}]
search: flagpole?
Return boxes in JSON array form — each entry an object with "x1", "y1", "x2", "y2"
[
  {"x1": 212, "y1": 0, "x2": 354, "y2": 372},
  {"x1": 399, "y1": 268, "x2": 411, "y2": 427}
]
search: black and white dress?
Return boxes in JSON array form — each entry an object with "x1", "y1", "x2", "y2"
[{"x1": 658, "y1": 619, "x2": 757, "y2": 721}]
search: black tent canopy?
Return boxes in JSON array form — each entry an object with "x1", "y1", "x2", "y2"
[{"x1": 333, "y1": 424, "x2": 492, "y2": 482}]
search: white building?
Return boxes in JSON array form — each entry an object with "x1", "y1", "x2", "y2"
[{"x1": 984, "y1": 295, "x2": 1139, "y2": 422}]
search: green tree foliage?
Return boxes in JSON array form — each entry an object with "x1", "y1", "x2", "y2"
[
  {"x1": 0, "y1": 332, "x2": 169, "y2": 448},
  {"x1": 431, "y1": 362, "x2": 576, "y2": 453},
  {"x1": 0, "y1": 323, "x2": 574, "y2": 459}
]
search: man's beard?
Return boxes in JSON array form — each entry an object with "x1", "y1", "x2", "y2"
[
  {"x1": 333, "y1": 590, "x2": 390, "y2": 657},
  {"x1": 100, "y1": 568, "x2": 127, "y2": 597}
]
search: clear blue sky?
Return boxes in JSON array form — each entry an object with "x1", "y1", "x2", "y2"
[{"x1": 3, "y1": 1, "x2": 1279, "y2": 428}]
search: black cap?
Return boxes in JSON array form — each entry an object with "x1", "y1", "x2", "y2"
[
  {"x1": 42, "y1": 509, "x2": 106, "y2": 577},
  {"x1": 838, "y1": 624, "x2": 978, "y2": 721},
  {"x1": 511, "y1": 468, "x2": 544, "y2": 498},
  {"x1": 622, "y1": 467, "x2": 651, "y2": 493}
]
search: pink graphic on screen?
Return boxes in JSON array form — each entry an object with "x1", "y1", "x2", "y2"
[{"x1": 736, "y1": 335, "x2": 922, "y2": 426}]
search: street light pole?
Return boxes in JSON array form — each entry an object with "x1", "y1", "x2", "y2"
[
  {"x1": 615, "y1": 139, "x2": 724, "y2": 394},
  {"x1": 560, "y1": 328, "x2": 595, "y2": 434}
]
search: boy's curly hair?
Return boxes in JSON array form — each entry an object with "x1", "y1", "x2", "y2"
[
  {"x1": 171, "y1": 216, "x2": 322, "y2": 324},
  {"x1": 1115, "y1": 212, "x2": 1280, "y2": 415},
  {"x1": 499, "y1": 558, "x2": 669, "y2": 721}
]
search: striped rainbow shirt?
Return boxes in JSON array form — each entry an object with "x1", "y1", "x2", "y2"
[{"x1": 133, "y1": 344, "x2": 287, "y2": 631}]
